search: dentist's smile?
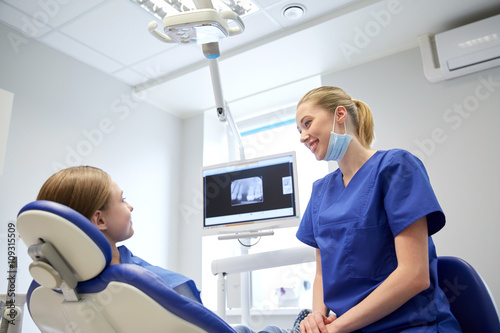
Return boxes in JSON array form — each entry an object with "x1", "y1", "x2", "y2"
[{"x1": 307, "y1": 140, "x2": 319, "y2": 153}]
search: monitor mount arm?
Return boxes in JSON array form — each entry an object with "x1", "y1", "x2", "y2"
[{"x1": 203, "y1": 42, "x2": 245, "y2": 160}]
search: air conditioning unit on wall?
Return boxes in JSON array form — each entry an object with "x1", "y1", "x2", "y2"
[{"x1": 418, "y1": 14, "x2": 500, "y2": 82}]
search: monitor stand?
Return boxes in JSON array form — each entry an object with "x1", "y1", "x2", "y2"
[
  {"x1": 217, "y1": 230, "x2": 274, "y2": 241},
  {"x1": 216, "y1": 230, "x2": 274, "y2": 326}
]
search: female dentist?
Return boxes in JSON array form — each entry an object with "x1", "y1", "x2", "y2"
[{"x1": 295, "y1": 86, "x2": 461, "y2": 333}]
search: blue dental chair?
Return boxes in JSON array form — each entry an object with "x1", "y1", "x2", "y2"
[
  {"x1": 17, "y1": 200, "x2": 237, "y2": 333},
  {"x1": 437, "y1": 256, "x2": 500, "y2": 333}
]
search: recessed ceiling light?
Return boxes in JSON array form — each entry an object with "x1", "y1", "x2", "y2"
[{"x1": 282, "y1": 4, "x2": 306, "y2": 20}]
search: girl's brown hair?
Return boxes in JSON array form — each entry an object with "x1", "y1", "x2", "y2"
[{"x1": 37, "y1": 166, "x2": 112, "y2": 220}]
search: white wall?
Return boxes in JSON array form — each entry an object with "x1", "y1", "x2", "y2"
[
  {"x1": 0, "y1": 22, "x2": 183, "y2": 332},
  {"x1": 177, "y1": 113, "x2": 205, "y2": 285},
  {"x1": 322, "y1": 47, "x2": 500, "y2": 305}
]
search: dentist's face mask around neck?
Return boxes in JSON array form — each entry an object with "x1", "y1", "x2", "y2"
[{"x1": 324, "y1": 107, "x2": 352, "y2": 162}]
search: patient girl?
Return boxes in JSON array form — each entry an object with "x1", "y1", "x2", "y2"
[
  {"x1": 37, "y1": 165, "x2": 202, "y2": 303},
  {"x1": 38, "y1": 166, "x2": 304, "y2": 333}
]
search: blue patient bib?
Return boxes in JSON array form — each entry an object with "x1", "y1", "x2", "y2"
[{"x1": 118, "y1": 245, "x2": 202, "y2": 303}]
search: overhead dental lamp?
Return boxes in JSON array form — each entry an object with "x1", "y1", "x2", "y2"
[
  {"x1": 148, "y1": 8, "x2": 244, "y2": 46},
  {"x1": 148, "y1": 0, "x2": 246, "y2": 159}
]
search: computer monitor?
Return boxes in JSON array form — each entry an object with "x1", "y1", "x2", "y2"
[{"x1": 202, "y1": 151, "x2": 300, "y2": 237}]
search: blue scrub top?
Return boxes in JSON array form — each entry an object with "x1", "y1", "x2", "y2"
[
  {"x1": 297, "y1": 149, "x2": 461, "y2": 332},
  {"x1": 118, "y1": 245, "x2": 203, "y2": 304}
]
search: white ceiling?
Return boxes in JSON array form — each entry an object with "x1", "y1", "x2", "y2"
[{"x1": 1, "y1": 0, "x2": 500, "y2": 120}]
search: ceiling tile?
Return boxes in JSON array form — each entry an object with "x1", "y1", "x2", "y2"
[
  {"x1": 0, "y1": 2, "x2": 51, "y2": 38},
  {"x1": 143, "y1": 66, "x2": 214, "y2": 117},
  {"x1": 40, "y1": 30, "x2": 124, "y2": 73},
  {"x1": 112, "y1": 68, "x2": 148, "y2": 86},
  {"x1": 2, "y1": 0, "x2": 107, "y2": 28},
  {"x1": 218, "y1": 36, "x2": 325, "y2": 102},
  {"x1": 219, "y1": 10, "x2": 281, "y2": 51},
  {"x1": 229, "y1": 75, "x2": 321, "y2": 122},
  {"x1": 252, "y1": 0, "x2": 289, "y2": 9},
  {"x1": 131, "y1": 43, "x2": 206, "y2": 82},
  {"x1": 58, "y1": 0, "x2": 167, "y2": 66}
]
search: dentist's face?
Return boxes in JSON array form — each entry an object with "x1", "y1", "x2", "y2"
[{"x1": 296, "y1": 101, "x2": 333, "y2": 160}]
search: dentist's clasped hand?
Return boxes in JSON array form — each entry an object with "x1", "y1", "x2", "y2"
[{"x1": 300, "y1": 311, "x2": 336, "y2": 333}]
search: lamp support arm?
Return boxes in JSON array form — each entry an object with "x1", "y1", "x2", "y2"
[{"x1": 207, "y1": 56, "x2": 245, "y2": 160}]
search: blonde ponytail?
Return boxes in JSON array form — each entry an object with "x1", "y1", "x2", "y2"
[{"x1": 353, "y1": 99, "x2": 374, "y2": 148}]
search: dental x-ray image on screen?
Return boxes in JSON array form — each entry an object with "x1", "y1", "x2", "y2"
[
  {"x1": 202, "y1": 151, "x2": 300, "y2": 236},
  {"x1": 231, "y1": 177, "x2": 263, "y2": 206}
]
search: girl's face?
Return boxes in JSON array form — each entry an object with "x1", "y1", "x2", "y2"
[
  {"x1": 296, "y1": 101, "x2": 334, "y2": 161},
  {"x1": 98, "y1": 180, "x2": 134, "y2": 244}
]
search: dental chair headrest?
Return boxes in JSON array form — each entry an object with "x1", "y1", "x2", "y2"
[{"x1": 17, "y1": 200, "x2": 112, "y2": 282}]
